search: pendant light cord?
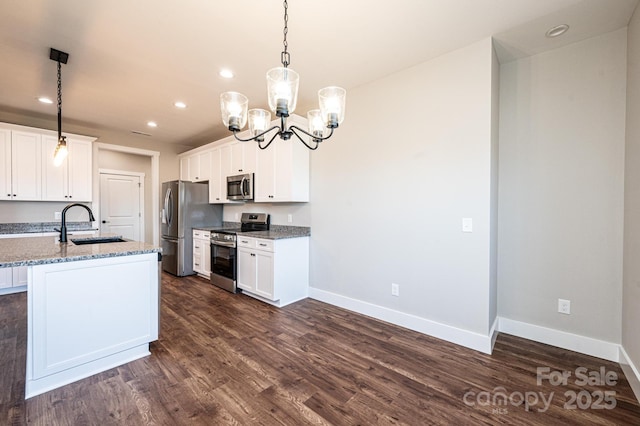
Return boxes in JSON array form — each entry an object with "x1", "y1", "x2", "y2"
[
  {"x1": 57, "y1": 60, "x2": 63, "y2": 141},
  {"x1": 280, "y1": 0, "x2": 290, "y2": 68}
]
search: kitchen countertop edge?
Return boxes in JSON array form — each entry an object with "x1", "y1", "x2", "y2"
[
  {"x1": 194, "y1": 224, "x2": 311, "y2": 240},
  {"x1": 0, "y1": 236, "x2": 161, "y2": 268}
]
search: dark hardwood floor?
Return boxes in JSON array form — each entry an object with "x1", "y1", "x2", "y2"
[{"x1": 1, "y1": 273, "x2": 639, "y2": 425}]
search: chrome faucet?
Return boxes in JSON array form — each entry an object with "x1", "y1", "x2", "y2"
[{"x1": 59, "y1": 203, "x2": 96, "y2": 243}]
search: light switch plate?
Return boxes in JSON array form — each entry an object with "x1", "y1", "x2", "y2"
[{"x1": 462, "y1": 218, "x2": 473, "y2": 233}]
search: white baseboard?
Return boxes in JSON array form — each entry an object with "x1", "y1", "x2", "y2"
[
  {"x1": 498, "y1": 317, "x2": 620, "y2": 362},
  {"x1": 619, "y1": 346, "x2": 640, "y2": 404},
  {"x1": 308, "y1": 287, "x2": 495, "y2": 354}
]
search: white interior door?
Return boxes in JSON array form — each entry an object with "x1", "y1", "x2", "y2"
[{"x1": 100, "y1": 173, "x2": 141, "y2": 241}]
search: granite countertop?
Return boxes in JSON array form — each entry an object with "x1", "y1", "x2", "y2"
[
  {"x1": 0, "y1": 234, "x2": 161, "y2": 268},
  {"x1": 194, "y1": 223, "x2": 311, "y2": 240}
]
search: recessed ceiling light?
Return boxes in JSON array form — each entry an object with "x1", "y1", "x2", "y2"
[
  {"x1": 219, "y1": 69, "x2": 234, "y2": 79},
  {"x1": 546, "y1": 24, "x2": 569, "y2": 38},
  {"x1": 147, "y1": 121, "x2": 158, "y2": 128},
  {"x1": 174, "y1": 101, "x2": 187, "y2": 109},
  {"x1": 38, "y1": 97, "x2": 53, "y2": 104}
]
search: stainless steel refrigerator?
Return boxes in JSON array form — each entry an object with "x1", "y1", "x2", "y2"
[{"x1": 161, "y1": 180, "x2": 222, "y2": 276}]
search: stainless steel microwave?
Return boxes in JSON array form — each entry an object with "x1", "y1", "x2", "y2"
[{"x1": 227, "y1": 173, "x2": 254, "y2": 201}]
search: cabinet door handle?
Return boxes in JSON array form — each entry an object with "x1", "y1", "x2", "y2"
[
  {"x1": 251, "y1": 253, "x2": 256, "y2": 257},
  {"x1": 195, "y1": 263, "x2": 200, "y2": 266},
  {"x1": 259, "y1": 243, "x2": 267, "y2": 247}
]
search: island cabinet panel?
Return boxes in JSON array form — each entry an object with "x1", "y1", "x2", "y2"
[{"x1": 26, "y1": 252, "x2": 159, "y2": 398}]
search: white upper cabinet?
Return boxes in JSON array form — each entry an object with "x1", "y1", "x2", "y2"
[
  {"x1": 42, "y1": 136, "x2": 93, "y2": 202},
  {"x1": 229, "y1": 141, "x2": 256, "y2": 175},
  {"x1": 179, "y1": 114, "x2": 310, "y2": 204},
  {"x1": 208, "y1": 147, "x2": 223, "y2": 203},
  {"x1": 11, "y1": 130, "x2": 42, "y2": 201},
  {"x1": 179, "y1": 150, "x2": 212, "y2": 183},
  {"x1": 0, "y1": 122, "x2": 95, "y2": 202},
  {"x1": 0, "y1": 129, "x2": 11, "y2": 201},
  {"x1": 66, "y1": 138, "x2": 93, "y2": 201},
  {"x1": 255, "y1": 120, "x2": 309, "y2": 202}
]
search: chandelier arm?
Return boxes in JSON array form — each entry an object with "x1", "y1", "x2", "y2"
[
  {"x1": 257, "y1": 130, "x2": 282, "y2": 150},
  {"x1": 289, "y1": 127, "x2": 320, "y2": 150},
  {"x1": 232, "y1": 125, "x2": 281, "y2": 142},
  {"x1": 289, "y1": 125, "x2": 335, "y2": 142}
]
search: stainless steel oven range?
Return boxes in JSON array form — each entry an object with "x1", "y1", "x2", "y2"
[{"x1": 210, "y1": 213, "x2": 270, "y2": 293}]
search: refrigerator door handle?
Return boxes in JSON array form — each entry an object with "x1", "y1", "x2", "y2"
[{"x1": 164, "y1": 188, "x2": 173, "y2": 227}]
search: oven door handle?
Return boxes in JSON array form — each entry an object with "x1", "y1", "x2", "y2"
[{"x1": 211, "y1": 240, "x2": 236, "y2": 248}]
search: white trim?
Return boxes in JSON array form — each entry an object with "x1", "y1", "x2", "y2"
[
  {"x1": 498, "y1": 317, "x2": 620, "y2": 362},
  {"x1": 93, "y1": 143, "x2": 160, "y2": 246},
  {"x1": 308, "y1": 287, "x2": 494, "y2": 354},
  {"x1": 619, "y1": 346, "x2": 640, "y2": 404},
  {"x1": 489, "y1": 316, "x2": 499, "y2": 351},
  {"x1": 98, "y1": 170, "x2": 145, "y2": 243},
  {"x1": 98, "y1": 168, "x2": 145, "y2": 178}
]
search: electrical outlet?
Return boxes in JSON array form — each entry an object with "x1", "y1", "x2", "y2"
[
  {"x1": 235, "y1": 213, "x2": 239, "y2": 221},
  {"x1": 462, "y1": 218, "x2": 473, "y2": 233},
  {"x1": 54, "y1": 212, "x2": 62, "y2": 220},
  {"x1": 391, "y1": 283, "x2": 399, "y2": 297},
  {"x1": 288, "y1": 214, "x2": 293, "y2": 223},
  {"x1": 558, "y1": 299, "x2": 571, "y2": 315}
]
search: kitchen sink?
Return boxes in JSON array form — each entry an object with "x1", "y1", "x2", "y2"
[{"x1": 71, "y1": 237, "x2": 126, "y2": 245}]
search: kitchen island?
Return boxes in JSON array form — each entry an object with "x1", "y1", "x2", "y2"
[{"x1": 0, "y1": 235, "x2": 161, "y2": 399}]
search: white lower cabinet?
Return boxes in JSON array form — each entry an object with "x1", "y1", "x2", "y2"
[
  {"x1": 237, "y1": 236, "x2": 309, "y2": 307},
  {"x1": 193, "y1": 230, "x2": 211, "y2": 278},
  {"x1": 0, "y1": 265, "x2": 28, "y2": 294}
]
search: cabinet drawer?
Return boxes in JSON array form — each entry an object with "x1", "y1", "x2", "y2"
[
  {"x1": 255, "y1": 239, "x2": 274, "y2": 252},
  {"x1": 237, "y1": 236, "x2": 274, "y2": 251},
  {"x1": 237, "y1": 237, "x2": 253, "y2": 248},
  {"x1": 193, "y1": 230, "x2": 204, "y2": 239}
]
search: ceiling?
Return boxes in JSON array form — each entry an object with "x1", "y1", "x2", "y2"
[{"x1": 0, "y1": 0, "x2": 637, "y2": 148}]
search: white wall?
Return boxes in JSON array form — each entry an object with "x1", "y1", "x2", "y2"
[
  {"x1": 623, "y1": 5, "x2": 640, "y2": 381},
  {"x1": 498, "y1": 29, "x2": 627, "y2": 343},
  {"x1": 308, "y1": 38, "x2": 497, "y2": 341}
]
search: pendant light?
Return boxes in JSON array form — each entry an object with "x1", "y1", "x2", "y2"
[
  {"x1": 50, "y1": 48, "x2": 69, "y2": 167},
  {"x1": 220, "y1": 0, "x2": 346, "y2": 150}
]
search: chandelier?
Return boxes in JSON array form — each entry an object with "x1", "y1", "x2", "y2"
[
  {"x1": 220, "y1": 0, "x2": 346, "y2": 150},
  {"x1": 50, "y1": 48, "x2": 69, "y2": 166}
]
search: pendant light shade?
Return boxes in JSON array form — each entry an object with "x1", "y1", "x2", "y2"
[
  {"x1": 53, "y1": 137, "x2": 68, "y2": 166},
  {"x1": 266, "y1": 67, "x2": 299, "y2": 117},
  {"x1": 318, "y1": 86, "x2": 346, "y2": 128},
  {"x1": 220, "y1": 91, "x2": 248, "y2": 132}
]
